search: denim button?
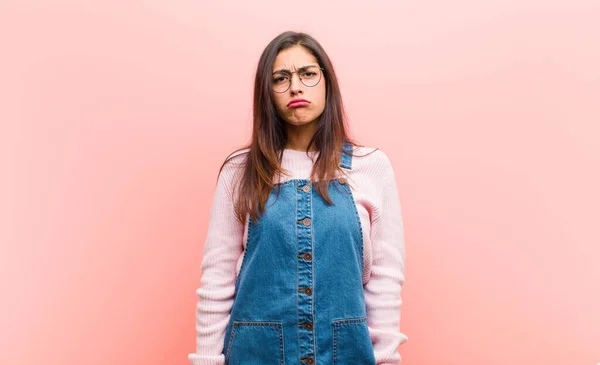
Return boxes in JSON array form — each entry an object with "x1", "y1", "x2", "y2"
[
  {"x1": 301, "y1": 357, "x2": 314, "y2": 364},
  {"x1": 298, "y1": 287, "x2": 312, "y2": 295},
  {"x1": 298, "y1": 252, "x2": 312, "y2": 260},
  {"x1": 299, "y1": 322, "x2": 313, "y2": 330},
  {"x1": 338, "y1": 177, "x2": 347, "y2": 185},
  {"x1": 302, "y1": 185, "x2": 311, "y2": 193},
  {"x1": 301, "y1": 217, "x2": 311, "y2": 226}
]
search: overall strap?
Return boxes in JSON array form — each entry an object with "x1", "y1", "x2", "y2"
[{"x1": 339, "y1": 141, "x2": 353, "y2": 170}]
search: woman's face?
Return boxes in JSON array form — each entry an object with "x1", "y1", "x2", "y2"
[{"x1": 271, "y1": 45, "x2": 326, "y2": 127}]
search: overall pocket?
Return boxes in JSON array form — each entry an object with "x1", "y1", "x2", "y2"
[
  {"x1": 225, "y1": 321, "x2": 284, "y2": 365},
  {"x1": 332, "y1": 316, "x2": 376, "y2": 365}
]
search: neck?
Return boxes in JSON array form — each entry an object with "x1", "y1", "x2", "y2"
[{"x1": 285, "y1": 120, "x2": 318, "y2": 151}]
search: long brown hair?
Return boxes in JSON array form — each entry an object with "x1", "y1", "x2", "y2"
[{"x1": 219, "y1": 31, "x2": 367, "y2": 224}]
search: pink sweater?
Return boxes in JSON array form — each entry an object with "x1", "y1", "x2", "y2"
[{"x1": 189, "y1": 147, "x2": 408, "y2": 365}]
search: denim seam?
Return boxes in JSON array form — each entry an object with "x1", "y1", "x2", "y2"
[
  {"x1": 332, "y1": 316, "x2": 368, "y2": 364},
  {"x1": 234, "y1": 215, "x2": 253, "y2": 291},
  {"x1": 274, "y1": 178, "x2": 309, "y2": 187},
  {"x1": 295, "y1": 180, "x2": 300, "y2": 364},
  {"x1": 279, "y1": 321, "x2": 285, "y2": 365},
  {"x1": 224, "y1": 325, "x2": 237, "y2": 361},
  {"x1": 332, "y1": 322, "x2": 338, "y2": 365},
  {"x1": 233, "y1": 321, "x2": 282, "y2": 326},
  {"x1": 332, "y1": 316, "x2": 367, "y2": 325},
  {"x1": 310, "y1": 178, "x2": 316, "y2": 360},
  {"x1": 226, "y1": 322, "x2": 285, "y2": 365},
  {"x1": 344, "y1": 183, "x2": 365, "y2": 275}
]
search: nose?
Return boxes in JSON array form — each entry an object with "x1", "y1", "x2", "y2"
[{"x1": 289, "y1": 72, "x2": 303, "y2": 94}]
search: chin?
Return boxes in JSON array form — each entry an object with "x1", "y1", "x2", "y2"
[{"x1": 287, "y1": 118, "x2": 316, "y2": 126}]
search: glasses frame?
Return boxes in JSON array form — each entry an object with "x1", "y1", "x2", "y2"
[{"x1": 271, "y1": 66, "x2": 325, "y2": 93}]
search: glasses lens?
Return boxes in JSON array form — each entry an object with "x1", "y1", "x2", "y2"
[
  {"x1": 272, "y1": 72, "x2": 290, "y2": 93},
  {"x1": 300, "y1": 67, "x2": 322, "y2": 87}
]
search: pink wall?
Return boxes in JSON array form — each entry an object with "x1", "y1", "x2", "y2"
[{"x1": 1, "y1": 1, "x2": 599, "y2": 364}]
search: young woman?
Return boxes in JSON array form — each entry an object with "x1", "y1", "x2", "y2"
[{"x1": 188, "y1": 31, "x2": 407, "y2": 365}]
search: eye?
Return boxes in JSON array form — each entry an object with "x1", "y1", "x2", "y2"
[
  {"x1": 273, "y1": 75, "x2": 289, "y2": 84},
  {"x1": 300, "y1": 69, "x2": 319, "y2": 78}
]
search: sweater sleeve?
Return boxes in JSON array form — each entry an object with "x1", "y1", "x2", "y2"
[
  {"x1": 188, "y1": 158, "x2": 245, "y2": 365},
  {"x1": 364, "y1": 156, "x2": 408, "y2": 365}
]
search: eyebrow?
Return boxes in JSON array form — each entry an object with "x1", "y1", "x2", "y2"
[{"x1": 272, "y1": 64, "x2": 319, "y2": 74}]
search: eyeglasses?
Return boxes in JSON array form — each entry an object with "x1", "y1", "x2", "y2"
[{"x1": 272, "y1": 65, "x2": 325, "y2": 93}]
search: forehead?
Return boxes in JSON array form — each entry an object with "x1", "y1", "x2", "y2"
[{"x1": 272, "y1": 45, "x2": 318, "y2": 72}]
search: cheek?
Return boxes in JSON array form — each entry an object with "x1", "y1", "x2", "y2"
[
  {"x1": 272, "y1": 94, "x2": 287, "y2": 111},
  {"x1": 317, "y1": 81, "x2": 326, "y2": 99},
  {"x1": 314, "y1": 86, "x2": 327, "y2": 108}
]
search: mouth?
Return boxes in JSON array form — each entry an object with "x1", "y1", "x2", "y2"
[{"x1": 288, "y1": 99, "x2": 310, "y2": 108}]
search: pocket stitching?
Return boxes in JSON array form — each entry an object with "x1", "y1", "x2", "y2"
[
  {"x1": 224, "y1": 325, "x2": 237, "y2": 362},
  {"x1": 225, "y1": 321, "x2": 284, "y2": 365},
  {"x1": 332, "y1": 316, "x2": 368, "y2": 365}
]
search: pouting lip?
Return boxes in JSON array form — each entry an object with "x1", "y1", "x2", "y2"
[{"x1": 287, "y1": 98, "x2": 309, "y2": 107}]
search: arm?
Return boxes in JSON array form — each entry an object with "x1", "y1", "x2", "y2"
[
  {"x1": 188, "y1": 159, "x2": 245, "y2": 365},
  {"x1": 364, "y1": 156, "x2": 408, "y2": 365}
]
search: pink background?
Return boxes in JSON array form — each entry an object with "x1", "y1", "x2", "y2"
[{"x1": 1, "y1": 1, "x2": 599, "y2": 364}]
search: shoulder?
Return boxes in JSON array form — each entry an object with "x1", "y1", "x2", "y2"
[
  {"x1": 345, "y1": 146, "x2": 400, "y2": 203},
  {"x1": 224, "y1": 147, "x2": 250, "y2": 165},
  {"x1": 220, "y1": 148, "x2": 250, "y2": 173},
  {"x1": 349, "y1": 146, "x2": 395, "y2": 178},
  {"x1": 216, "y1": 147, "x2": 250, "y2": 188}
]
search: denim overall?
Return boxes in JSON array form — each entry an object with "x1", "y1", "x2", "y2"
[{"x1": 222, "y1": 143, "x2": 376, "y2": 365}]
